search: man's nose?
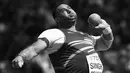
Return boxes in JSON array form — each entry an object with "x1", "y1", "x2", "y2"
[{"x1": 67, "y1": 10, "x2": 71, "y2": 14}]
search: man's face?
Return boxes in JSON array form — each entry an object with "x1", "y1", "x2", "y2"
[{"x1": 56, "y1": 4, "x2": 77, "y2": 21}]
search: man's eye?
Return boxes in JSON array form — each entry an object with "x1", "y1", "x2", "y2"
[
  {"x1": 67, "y1": 6, "x2": 71, "y2": 9},
  {"x1": 66, "y1": 10, "x2": 71, "y2": 13}
]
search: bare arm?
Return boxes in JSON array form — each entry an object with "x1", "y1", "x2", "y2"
[
  {"x1": 11, "y1": 38, "x2": 49, "y2": 68},
  {"x1": 94, "y1": 28, "x2": 114, "y2": 51},
  {"x1": 12, "y1": 29, "x2": 65, "y2": 69},
  {"x1": 88, "y1": 14, "x2": 114, "y2": 51},
  {"x1": 93, "y1": 20, "x2": 114, "y2": 51},
  {"x1": 13, "y1": 39, "x2": 56, "y2": 73},
  {"x1": 18, "y1": 39, "x2": 48, "y2": 62}
]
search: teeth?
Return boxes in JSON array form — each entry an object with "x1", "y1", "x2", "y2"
[{"x1": 70, "y1": 15, "x2": 74, "y2": 18}]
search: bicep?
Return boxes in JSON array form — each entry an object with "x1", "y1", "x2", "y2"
[
  {"x1": 93, "y1": 35, "x2": 108, "y2": 51},
  {"x1": 32, "y1": 39, "x2": 48, "y2": 53},
  {"x1": 37, "y1": 29, "x2": 65, "y2": 53}
]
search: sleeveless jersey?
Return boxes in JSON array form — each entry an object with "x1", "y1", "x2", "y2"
[{"x1": 55, "y1": 29, "x2": 104, "y2": 73}]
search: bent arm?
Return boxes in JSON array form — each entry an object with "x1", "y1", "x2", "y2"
[
  {"x1": 94, "y1": 27, "x2": 114, "y2": 51},
  {"x1": 17, "y1": 28, "x2": 65, "y2": 62},
  {"x1": 18, "y1": 39, "x2": 48, "y2": 62}
]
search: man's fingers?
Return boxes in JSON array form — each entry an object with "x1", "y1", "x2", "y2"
[
  {"x1": 95, "y1": 24, "x2": 102, "y2": 29},
  {"x1": 18, "y1": 61, "x2": 23, "y2": 68},
  {"x1": 12, "y1": 60, "x2": 22, "y2": 68},
  {"x1": 12, "y1": 61, "x2": 18, "y2": 68},
  {"x1": 11, "y1": 56, "x2": 24, "y2": 68},
  {"x1": 12, "y1": 61, "x2": 15, "y2": 68}
]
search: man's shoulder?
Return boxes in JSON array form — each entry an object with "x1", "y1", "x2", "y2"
[
  {"x1": 38, "y1": 28, "x2": 65, "y2": 38},
  {"x1": 45, "y1": 28, "x2": 61, "y2": 31},
  {"x1": 42, "y1": 28, "x2": 63, "y2": 34}
]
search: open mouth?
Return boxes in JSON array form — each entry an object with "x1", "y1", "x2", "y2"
[
  {"x1": 68, "y1": 17, "x2": 76, "y2": 21},
  {"x1": 69, "y1": 14, "x2": 75, "y2": 18},
  {"x1": 68, "y1": 14, "x2": 76, "y2": 20},
  {"x1": 62, "y1": 14, "x2": 77, "y2": 21}
]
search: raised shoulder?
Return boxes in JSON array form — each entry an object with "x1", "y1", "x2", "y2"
[{"x1": 38, "y1": 28, "x2": 65, "y2": 47}]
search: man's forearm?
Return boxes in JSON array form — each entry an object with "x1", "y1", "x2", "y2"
[
  {"x1": 102, "y1": 26, "x2": 114, "y2": 48},
  {"x1": 18, "y1": 39, "x2": 48, "y2": 62},
  {"x1": 102, "y1": 32, "x2": 114, "y2": 41},
  {"x1": 18, "y1": 46, "x2": 38, "y2": 62},
  {"x1": 102, "y1": 26, "x2": 114, "y2": 41}
]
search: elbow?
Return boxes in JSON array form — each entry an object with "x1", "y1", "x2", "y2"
[
  {"x1": 105, "y1": 44, "x2": 111, "y2": 50},
  {"x1": 102, "y1": 46, "x2": 110, "y2": 51},
  {"x1": 104, "y1": 40, "x2": 113, "y2": 51},
  {"x1": 100, "y1": 45, "x2": 110, "y2": 51}
]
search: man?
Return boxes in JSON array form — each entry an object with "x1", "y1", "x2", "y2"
[{"x1": 12, "y1": 4, "x2": 114, "y2": 73}]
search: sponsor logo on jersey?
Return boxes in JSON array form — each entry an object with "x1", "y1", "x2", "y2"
[{"x1": 86, "y1": 53, "x2": 103, "y2": 73}]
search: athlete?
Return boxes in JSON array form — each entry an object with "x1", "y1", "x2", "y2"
[{"x1": 12, "y1": 4, "x2": 114, "y2": 73}]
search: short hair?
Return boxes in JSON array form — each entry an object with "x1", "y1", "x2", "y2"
[
  {"x1": 52, "y1": 3, "x2": 69, "y2": 19},
  {"x1": 52, "y1": 3, "x2": 62, "y2": 19}
]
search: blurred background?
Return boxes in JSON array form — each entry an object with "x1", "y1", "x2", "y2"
[{"x1": 0, "y1": 0, "x2": 129, "y2": 73}]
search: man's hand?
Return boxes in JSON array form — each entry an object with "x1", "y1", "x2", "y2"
[
  {"x1": 88, "y1": 13, "x2": 110, "y2": 30},
  {"x1": 88, "y1": 13, "x2": 112, "y2": 35},
  {"x1": 12, "y1": 55, "x2": 24, "y2": 68},
  {"x1": 95, "y1": 19, "x2": 110, "y2": 30}
]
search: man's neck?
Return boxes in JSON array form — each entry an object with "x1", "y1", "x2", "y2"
[
  {"x1": 59, "y1": 20, "x2": 77, "y2": 30},
  {"x1": 67, "y1": 25, "x2": 77, "y2": 32}
]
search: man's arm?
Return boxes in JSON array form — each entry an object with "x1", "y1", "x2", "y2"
[
  {"x1": 12, "y1": 29, "x2": 65, "y2": 68},
  {"x1": 17, "y1": 28, "x2": 64, "y2": 61},
  {"x1": 88, "y1": 13, "x2": 114, "y2": 51},
  {"x1": 12, "y1": 38, "x2": 48, "y2": 68},
  {"x1": 18, "y1": 39, "x2": 48, "y2": 61},
  {"x1": 94, "y1": 26, "x2": 114, "y2": 51}
]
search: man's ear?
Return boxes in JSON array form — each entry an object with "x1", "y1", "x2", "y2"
[{"x1": 55, "y1": 17, "x2": 60, "y2": 22}]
